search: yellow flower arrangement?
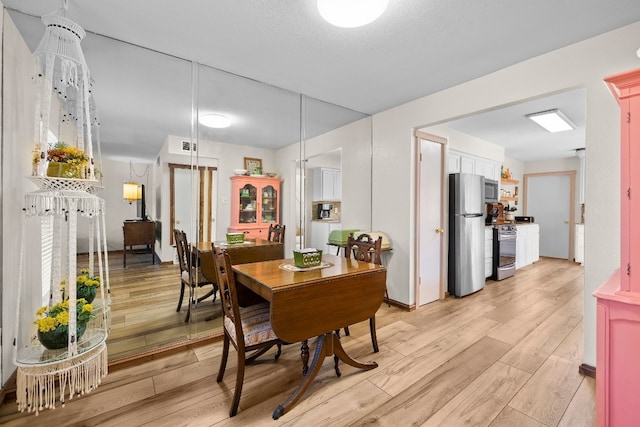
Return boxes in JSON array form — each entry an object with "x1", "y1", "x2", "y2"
[
  {"x1": 77, "y1": 268, "x2": 100, "y2": 287},
  {"x1": 46, "y1": 142, "x2": 88, "y2": 165},
  {"x1": 35, "y1": 299, "x2": 94, "y2": 333},
  {"x1": 76, "y1": 268, "x2": 100, "y2": 303},
  {"x1": 35, "y1": 299, "x2": 95, "y2": 350}
]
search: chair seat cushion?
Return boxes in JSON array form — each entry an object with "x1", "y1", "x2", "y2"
[
  {"x1": 182, "y1": 267, "x2": 210, "y2": 285},
  {"x1": 224, "y1": 302, "x2": 278, "y2": 346}
]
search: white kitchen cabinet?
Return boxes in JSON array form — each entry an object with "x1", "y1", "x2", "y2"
[
  {"x1": 485, "y1": 227, "x2": 494, "y2": 278},
  {"x1": 448, "y1": 149, "x2": 500, "y2": 181},
  {"x1": 313, "y1": 167, "x2": 341, "y2": 201},
  {"x1": 449, "y1": 152, "x2": 461, "y2": 173},
  {"x1": 460, "y1": 157, "x2": 475, "y2": 174},
  {"x1": 484, "y1": 162, "x2": 499, "y2": 182},
  {"x1": 516, "y1": 223, "x2": 539, "y2": 269},
  {"x1": 575, "y1": 223, "x2": 584, "y2": 265}
]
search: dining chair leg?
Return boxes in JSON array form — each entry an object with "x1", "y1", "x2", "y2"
[
  {"x1": 246, "y1": 345, "x2": 275, "y2": 363},
  {"x1": 230, "y1": 348, "x2": 246, "y2": 417},
  {"x1": 176, "y1": 282, "x2": 185, "y2": 312},
  {"x1": 216, "y1": 335, "x2": 230, "y2": 382},
  {"x1": 369, "y1": 316, "x2": 379, "y2": 353},
  {"x1": 301, "y1": 340, "x2": 309, "y2": 375}
]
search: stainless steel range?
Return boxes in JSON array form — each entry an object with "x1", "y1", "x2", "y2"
[{"x1": 492, "y1": 224, "x2": 516, "y2": 280}]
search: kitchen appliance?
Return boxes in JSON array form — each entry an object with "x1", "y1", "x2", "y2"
[
  {"x1": 492, "y1": 224, "x2": 517, "y2": 280},
  {"x1": 515, "y1": 215, "x2": 535, "y2": 223},
  {"x1": 484, "y1": 178, "x2": 499, "y2": 204},
  {"x1": 448, "y1": 173, "x2": 486, "y2": 297},
  {"x1": 485, "y1": 203, "x2": 502, "y2": 225},
  {"x1": 317, "y1": 203, "x2": 333, "y2": 219}
]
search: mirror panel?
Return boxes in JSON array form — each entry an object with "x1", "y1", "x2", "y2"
[{"x1": 7, "y1": 9, "x2": 373, "y2": 362}]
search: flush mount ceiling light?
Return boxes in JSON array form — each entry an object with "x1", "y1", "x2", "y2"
[
  {"x1": 199, "y1": 113, "x2": 231, "y2": 128},
  {"x1": 317, "y1": 0, "x2": 389, "y2": 28},
  {"x1": 526, "y1": 109, "x2": 575, "y2": 133}
]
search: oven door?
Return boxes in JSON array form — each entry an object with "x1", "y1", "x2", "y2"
[{"x1": 498, "y1": 233, "x2": 516, "y2": 266}]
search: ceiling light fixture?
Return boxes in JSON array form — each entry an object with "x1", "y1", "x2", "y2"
[
  {"x1": 317, "y1": 0, "x2": 389, "y2": 28},
  {"x1": 199, "y1": 113, "x2": 231, "y2": 128},
  {"x1": 526, "y1": 109, "x2": 575, "y2": 133}
]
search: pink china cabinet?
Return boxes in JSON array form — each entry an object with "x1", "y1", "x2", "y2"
[{"x1": 595, "y1": 67, "x2": 640, "y2": 426}]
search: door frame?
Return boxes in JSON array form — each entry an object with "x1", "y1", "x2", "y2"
[
  {"x1": 414, "y1": 130, "x2": 448, "y2": 305},
  {"x1": 169, "y1": 163, "x2": 216, "y2": 245},
  {"x1": 523, "y1": 170, "x2": 576, "y2": 260}
]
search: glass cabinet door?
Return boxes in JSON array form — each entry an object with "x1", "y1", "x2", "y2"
[
  {"x1": 261, "y1": 185, "x2": 278, "y2": 223},
  {"x1": 239, "y1": 183, "x2": 257, "y2": 224}
]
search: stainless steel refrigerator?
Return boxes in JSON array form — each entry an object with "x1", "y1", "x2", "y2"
[{"x1": 448, "y1": 173, "x2": 485, "y2": 297}]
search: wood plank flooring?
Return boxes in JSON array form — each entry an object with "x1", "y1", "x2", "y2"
[
  {"x1": 84, "y1": 251, "x2": 224, "y2": 361},
  {"x1": 0, "y1": 257, "x2": 595, "y2": 426}
]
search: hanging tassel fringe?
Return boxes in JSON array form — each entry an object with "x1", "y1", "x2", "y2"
[{"x1": 16, "y1": 342, "x2": 108, "y2": 415}]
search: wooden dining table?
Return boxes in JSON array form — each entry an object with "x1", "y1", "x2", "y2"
[
  {"x1": 193, "y1": 238, "x2": 284, "y2": 282},
  {"x1": 232, "y1": 253, "x2": 387, "y2": 419}
]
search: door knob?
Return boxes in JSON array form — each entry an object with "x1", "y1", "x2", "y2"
[
  {"x1": 435, "y1": 227, "x2": 444, "y2": 234},
  {"x1": 563, "y1": 220, "x2": 569, "y2": 224}
]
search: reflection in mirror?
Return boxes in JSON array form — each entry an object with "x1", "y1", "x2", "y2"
[
  {"x1": 297, "y1": 96, "x2": 373, "y2": 251},
  {"x1": 306, "y1": 149, "x2": 342, "y2": 255},
  {"x1": 7, "y1": 8, "x2": 374, "y2": 363}
]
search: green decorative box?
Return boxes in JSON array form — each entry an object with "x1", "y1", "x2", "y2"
[
  {"x1": 293, "y1": 248, "x2": 323, "y2": 268},
  {"x1": 226, "y1": 232, "x2": 245, "y2": 244}
]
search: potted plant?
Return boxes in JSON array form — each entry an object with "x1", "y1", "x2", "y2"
[
  {"x1": 76, "y1": 268, "x2": 100, "y2": 303},
  {"x1": 46, "y1": 142, "x2": 89, "y2": 178},
  {"x1": 34, "y1": 299, "x2": 95, "y2": 350}
]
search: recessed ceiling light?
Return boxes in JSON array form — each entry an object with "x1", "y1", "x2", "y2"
[
  {"x1": 317, "y1": 0, "x2": 389, "y2": 28},
  {"x1": 199, "y1": 113, "x2": 231, "y2": 128},
  {"x1": 526, "y1": 109, "x2": 575, "y2": 133}
]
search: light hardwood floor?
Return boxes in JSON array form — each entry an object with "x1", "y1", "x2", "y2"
[{"x1": 0, "y1": 256, "x2": 595, "y2": 426}]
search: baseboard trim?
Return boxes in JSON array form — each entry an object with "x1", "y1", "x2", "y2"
[
  {"x1": 108, "y1": 334, "x2": 222, "y2": 372},
  {"x1": 579, "y1": 363, "x2": 596, "y2": 378},
  {"x1": 385, "y1": 298, "x2": 412, "y2": 311}
]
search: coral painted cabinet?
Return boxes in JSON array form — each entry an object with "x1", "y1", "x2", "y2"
[
  {"x1": 229, "y1": 175, "x2": 282, "y2": 238},
  {"x1": 595, "y1": 68, "x2": 640, "y2": 427}
]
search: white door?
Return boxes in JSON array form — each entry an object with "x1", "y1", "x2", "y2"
[
  {"x1": 419, "y1": 137, "x2": 444, "y2": 305},
  {"x1": 527, "y1": 175, "x2": 570, "y2": 259},
  {"x1": 174, "y1": 168, "x2": 197, "y2": 243}
]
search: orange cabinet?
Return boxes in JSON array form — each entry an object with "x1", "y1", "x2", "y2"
[{"x1": 229, "y1": 175, "x2": 282, "y2": 238}]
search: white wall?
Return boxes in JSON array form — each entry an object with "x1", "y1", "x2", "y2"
[
  {"x1": 448, "y1": 128, "x2": 506, "y2": 162},
  {"x1": 372, "y1": 21, "x2": 640, "y2": 367},
  {"x1": 525, "y1": 157, "x2": 582, "y2": 223},
  {"x1": 276, "y1": 117, "x2": 373, "y2": 256},
  {"x1": 1, "y1": 9, "x2": 40, "y2": 386}
]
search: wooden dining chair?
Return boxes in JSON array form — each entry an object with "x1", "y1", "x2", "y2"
[
  {"x1": 267, "y1": 223, "x2": 285, "y2": 243},
  {"x1": 212, "y1": 245, "x2": 283, "y2": 417},
  {"x1": 343, "y1": 233, "x2": 384, "y2": 353},
  {"x1": 174, "y1": 229, "x2": 217, "y2": 322}
]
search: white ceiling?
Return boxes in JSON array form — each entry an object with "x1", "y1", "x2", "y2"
[{"x1": 4, "y1": 1, "x2": 640, "y2": 162}]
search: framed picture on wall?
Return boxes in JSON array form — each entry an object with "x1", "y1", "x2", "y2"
[{"x1": 244, "y1": 157, "x2": 262, "y2": 175}]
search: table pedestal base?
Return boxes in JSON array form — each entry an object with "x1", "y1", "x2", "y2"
[{"x1": 272, "y1": 331, "x2": 377, "y2": 420}]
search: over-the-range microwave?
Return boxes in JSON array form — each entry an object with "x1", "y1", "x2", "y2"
[{"x1": 484, "y1": 178, "x2": 499, "y2": 203}]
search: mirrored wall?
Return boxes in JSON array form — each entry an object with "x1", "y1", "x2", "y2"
[{"x1": 8, "y1": 8, "x2": 372, "y2": 362}]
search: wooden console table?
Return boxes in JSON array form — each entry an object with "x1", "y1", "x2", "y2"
[{"x1": 123, "y1": 220, "x2": 155, "y2": 267}]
